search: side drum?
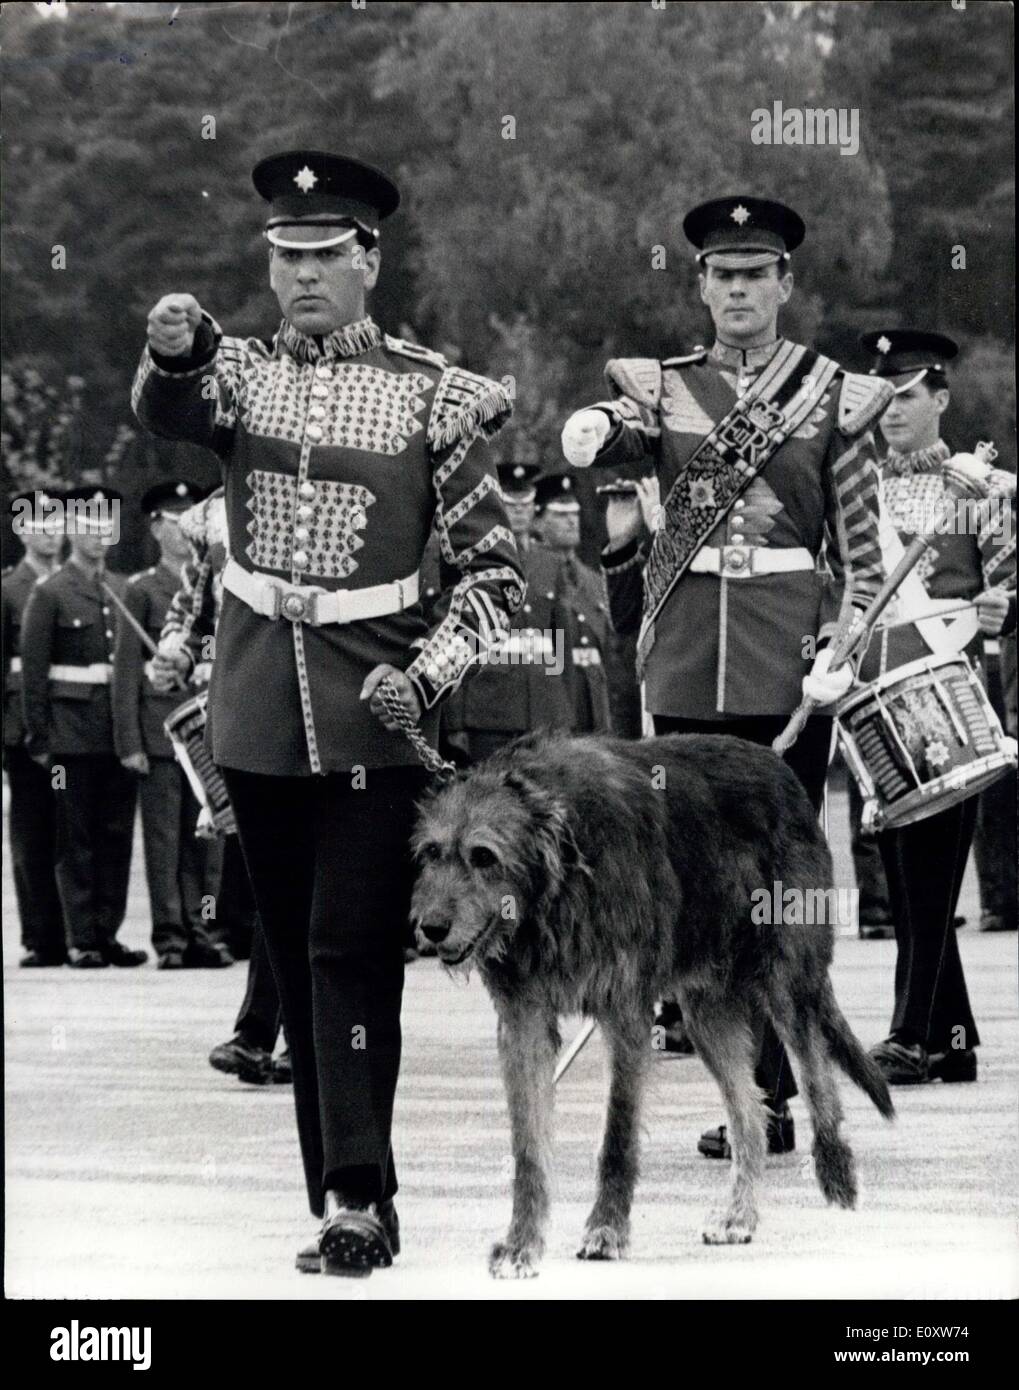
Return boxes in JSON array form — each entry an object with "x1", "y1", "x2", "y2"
[
  {"x1": 837, "y1": 653, "x2": 1017, "y2": 832},
  {"x1": 164, "y1": 692, "x2": 237, "y2": 836}
]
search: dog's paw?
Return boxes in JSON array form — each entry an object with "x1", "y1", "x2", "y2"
[
  {"x1": 489, "y1": 1241, "x2": 540, "y2": 1279},
  {"x1": 577, "y1": 1224, "x2": 627, "y2": 1261},
  {"x1": 701, "y1": 1211, "x2": 754, "y2": 1245}
]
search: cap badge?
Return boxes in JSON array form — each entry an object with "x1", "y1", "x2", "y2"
[
  {"x1": 293, "y1": 165, "x2": 318, "y2": 194},
  {"x1": 876, "y1": 335, "x2": 892, "y2": 355},
  {"x1": 730, "y1": 204, "x2": 751, "y2": 226}
]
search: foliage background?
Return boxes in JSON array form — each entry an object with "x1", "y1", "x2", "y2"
[{"x1": 2, "y1": 0, "x2": 1014, "y2": 571}]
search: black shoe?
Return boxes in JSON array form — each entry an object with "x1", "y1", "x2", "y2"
[
  {"x1": 271, "y1": 1048, "x2": 292, "y2": 1084},
  {"x1": 952, "y1": 915, "x2": 966, "y2": 930},
  {"x1": 858, "y1": 919, "x2": 894, "y2": 940},
  {"x1": 158, "y1": 951, "x2": 185, "y2": 970},
  {"x1": 698, "y1": 1103, "x2": 795, "y2": 1160},
  {"x1": 870, "y1": 1036, "x2": 929, "y2": 1085},
  {"x1": 928, "y1": 1047, "x2": 978, "y2": 1083},
  {"x1": 183, "y1": 942, "x2": 234, "y2": 969},
  {"x1": 208, "y1": 1034, "x2": 273, "y2": 1084},
  {"x1": 67, "y1": 948, "x2": 108, "y2": 969},
  {"x1": 102, "y1": 942, "x2": 148, "y2": 968},
  {"x1": 20, "y1": 950, "x2": 68, "y2": 967},
  {"x1": 298, "y1": 1200, "x2": 399, "y2": 1275}
]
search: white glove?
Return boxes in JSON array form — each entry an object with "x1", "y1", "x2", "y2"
[
  {"x1": 802, "y1": 647, "x2": 854, "y2": 706},
  {"x1": 561, "y1": 409, "x2": 611, "y2": 467}
]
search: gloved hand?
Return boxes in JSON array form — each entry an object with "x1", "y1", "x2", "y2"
[
  {"x1": 802, "y1": 646, "x2": 854, "y2": 706},
  {"x1": 561, "y1": 409, "x2": 611, "y2": 467}
]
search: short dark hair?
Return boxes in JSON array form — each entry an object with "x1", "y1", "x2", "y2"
[{"x1": 922, "y1": 370, "x2": 949, "y2": 396}]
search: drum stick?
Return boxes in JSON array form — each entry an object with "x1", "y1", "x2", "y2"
[
  {"x1": 555, "y1": 1018, "x2": 597, "y2": 1084},
  {"x1": 773, "y1": 443, "x2": 997, "y2": 756}
]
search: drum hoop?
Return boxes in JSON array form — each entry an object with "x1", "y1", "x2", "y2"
[{"x1": 836, "y1": 651, "x2": 976, "y2": 718}]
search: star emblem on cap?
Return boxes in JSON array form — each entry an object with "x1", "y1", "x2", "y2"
[
  {"x1": 877, "y1": 335, "x2": 892, "y2": 354},
  {"x1": 293, "y1": 165, "x2": 318, "y2": 194},
  {"x1": 730, "y1": 204, "x2": 751, "y2": 226}
]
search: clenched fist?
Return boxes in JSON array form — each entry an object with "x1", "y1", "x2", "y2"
[
  {"x1": 562, "y1": 409, "x2": 611, "y2": 467},
  {"x1": 147, "y1": 294, "x2": 204, "y2": 358}
]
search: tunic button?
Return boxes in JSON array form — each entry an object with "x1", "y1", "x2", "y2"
[
  {"x1": 731, "y1": 533, "x2": 745, "y2": 544},
  {"x1": 299, "y1": 482, "x2": 316, "y2": 500},
  {"x1": 577, "y1": 613, "x2": 586, "y2": 623},
  {"x1": 733, "y1": 499, "x2": 745, "y2": 510},
  {"x1": 292, "y1": 550, "x2": 309, "y2": 569},
  {"x1": 312, "y1": 384, "x2": 329, "y2": 399},
  {"x1": 306, "y1": 424, "x2": 323, "y2": 442},
  {"x1": 580, "y1": 634, "x2": 589, "y2": 645},
  {"x1": 523, "y1": 604, "x2": 532, "y2": 614},
  {"x1": 106, "y1": 629, "x2": 113, "y2": 639},
  {"x1": 426, "y1": 663, "x2": 439, "y2": 680},
  {"x1": 773, "y1": 431, "x2": 786, "y2": 445},
  {"x1": 73, "y1": 619, "x2": 81, "y2": 628},
  {"x1": 351, "y1": 508, "x2": 366, "y2": 530},
  {"x1": 309, "y1": 406, "x2": 326, "y2": 420},
  {"x1": 297, "y1": 504, "x2": 313, "y2": 521},
  {"x1": 316, "y1": 366, "x2": 331, "y2": 380},
  {"x1": 294, "y1": 526, "x2": 309, "y2": 542}
]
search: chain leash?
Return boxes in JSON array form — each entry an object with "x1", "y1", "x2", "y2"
[{"x1": 376, "y1": 676, "x2": 458, "y2": 783}]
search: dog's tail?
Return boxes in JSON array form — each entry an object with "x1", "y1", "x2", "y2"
[{"x1": 819, "y1": 983, "x2": 895, "y2": 1120}]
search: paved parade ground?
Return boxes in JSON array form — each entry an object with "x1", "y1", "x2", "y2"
[{"x1": 5, "y1": 784, "x2": 1018, "y2": 1302}]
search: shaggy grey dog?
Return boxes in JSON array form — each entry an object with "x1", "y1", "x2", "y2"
[{"x1": 410, "y1": 732, "x2": 894, "y2": 1279}]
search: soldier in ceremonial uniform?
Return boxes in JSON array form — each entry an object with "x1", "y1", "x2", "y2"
[
  {"x1": 20, "y1": 486, "x2": 146, "y2": 968},
  {"x1": 134, "y1": 150, "x2": 523, "y2": 1274},
  {"x1": 3, "y1": 490, "x2": 66, "y2": 965},
  {"x1": 112, "y1": 479, "x2": 230, "y2": 969},
  {"x1": 856, "y1": 330, "x2": 1016, "y2": 1086},
  {"x1": 444, "y1": 463, "x2": 576, "y2": 762},
  {"x1": 563, "y1": 196, "x2": 888, "y2": 1158},
  {"x1": 533, "y1": 471, "x2": 612, "y2": 733}
]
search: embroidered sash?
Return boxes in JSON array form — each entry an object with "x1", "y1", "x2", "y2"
[{"x1": 636, "y1": 342, "x2": 840, "y2": 673}]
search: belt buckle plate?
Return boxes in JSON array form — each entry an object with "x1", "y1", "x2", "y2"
[
  {"x1": 721, "y1": 544, "x2": 753, "y2": 578},
  {"x1": 279, "y1": 588, "x2": 318, "y2": 624}
]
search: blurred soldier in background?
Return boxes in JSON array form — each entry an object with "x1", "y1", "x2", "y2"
[
  {"x1": 3, "y1": 490, "x2": 66, "y2": 966},
  {"x1": 113, "y1": 480, "x2": 230, "y2": 970},
  {"x1": 20, "y1": 486, "x2": 146, "y2": 969},
  {"x1": 533, "y1": 471, "x2": 612, "y2": 733}
]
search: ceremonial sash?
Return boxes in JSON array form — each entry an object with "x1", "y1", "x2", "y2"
[{"x1": 637, "y1": 343, "x2": 840, "y2": 674}]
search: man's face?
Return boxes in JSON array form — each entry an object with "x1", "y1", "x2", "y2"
[
  {"x1": 69, "y1": 531, "x2": 109, "y2": 564},
  {"x1": 269, "y1": 224, "x2": 381, "y2": 335},
  {"x1": 699, "y1": 263, "x2": 792, "y2": 344},
  {"x1": 879, "y1": 380, "x2": 948, "y2": 453},
  {"x1": 152, "y1": 514, "x2": 191, "y2": 562},
  {"x1": 538, "y1": 505, "x2": 581, "y2": 552},
  {"x1": 503, "y1": 495, "x2": 536, "y2": 540},
  {"x1": 21, "y1": 529, "x2": 61, "y2": 562}
]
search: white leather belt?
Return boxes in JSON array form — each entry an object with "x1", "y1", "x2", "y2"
[
  {"x1": 690, "y1": 545, "x2": 814, "y2": 579},
  {"x1": 572, "y1": 647, "x2": 602, "y2": 668},
  {"x1": 9, "y1": 657, "x2": 22, "y2": 674},
  {"x1": 49, "y1": 662, "x2": 112, "y2": 685},
  {"x1": 223, "y1": 558, "x2": 420, "y2": 625}
]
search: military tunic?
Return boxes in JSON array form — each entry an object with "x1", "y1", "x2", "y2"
[
  {"x1": 558, "y1": 553, "x2": 612, "y2": 733},
  {"x1": 20, "y1": 560, "x2": 137, "y2": 953},
  {"x1": 112, "y1": 560, "x2": 225, "y2": 960},
  {"x1": 2, "y1": 559, "x2": 65, "y2": 959}
]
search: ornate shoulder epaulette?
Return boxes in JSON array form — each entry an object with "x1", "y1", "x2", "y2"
[
  {"x1": 384, "y1": 335, "x2": 448, "y2": 371},
  {"x1": 427, "y1": 366, "x2": 514, "y2": 451},
  {"x1": 661, "y1": 348, "x2": 709, "y2": 368},
  {"x1": 605, "y1": 358, "x2": 663, "y2": 409},
  {"x1": 838, "y1": 372, "x2": 894, "y2": 436}
]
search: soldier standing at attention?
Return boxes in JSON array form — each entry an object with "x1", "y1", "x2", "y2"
[
  {"x1": 533, "y1": 471, "x2": 612, "y2": 734},
  {"x1": 3, "y1": 490, "x2": 66, "y2": 966},
  {"x1": 563, "y1": 196, "x2": 889, "y2": 1161},
  {"x1": 112, "y1": 479, "x2": 230, "y2": 970},
  {"x1": 20, "y1": 486, "x2": 146, "y2": 969},
  {"x1": 133, "y1": 150, "x2": 523, "y2": 1275}
]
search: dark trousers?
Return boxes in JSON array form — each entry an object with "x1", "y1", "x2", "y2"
[
  {"x1": 222, "y1": 764, "x2": 427, "y2": 1218},
  {"x1": 973, "y1": 648, "x2": 1017, "y2": 923},
  {"x1": 139, "y1": 758, "x2": 225, "y2": 957},
  {"x1": 217, "y1": 833, "x2": 260, "y2": 960},
  {"x1": 53, "y1": 754, "x2": 137, "y2": 951},
  {"x1": 653, "y1": 714, "x2": 836, "y2": 1106},
  {"x1": 234, "y1": 921, "x2": 282, "y2": 1054},
  {"x1": 847, "y1": 774, "x2": 893, "y2": 924},
  {"x1": 6, "y1": 743, "x2": 65, "y2": 958},
  {"x1": 878, "y1": 797, "x2": 980, "y2": 1052}
]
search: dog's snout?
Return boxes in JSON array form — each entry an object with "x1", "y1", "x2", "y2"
[{"x1": 421, "y1": 923, "x2": 451, "y2": 944}]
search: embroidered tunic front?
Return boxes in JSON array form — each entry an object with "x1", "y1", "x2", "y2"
[{"x1": 133, "y1": 316, "x2": 524, "y2": 775}]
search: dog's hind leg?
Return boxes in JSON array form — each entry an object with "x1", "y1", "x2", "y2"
[
  {"x1": 577, "y1": 1018, "x2": 648, "y2": 1262},
  {"x1": 768, "y1": 988, "x2": 858, "y2": 1210},
  {"x1": 489, "y1": 1003, "x2": 559, "y2": 1280},
  {"x1": 681, "y1": 990, "x2": 764, "y2": 1245}
]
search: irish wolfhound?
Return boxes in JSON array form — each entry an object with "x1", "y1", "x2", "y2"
[{"x1": 410, "y1": 732, "x2": 894, "y2": 1278}]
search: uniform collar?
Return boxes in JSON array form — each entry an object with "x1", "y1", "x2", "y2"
[
  {"x1": 710, "y1": 337, "x2": 783, "y2": 371},
  {"x1": 68, "y1": 553, "x2": 104, "y2": 584},
  {"x1": 276, "y1": 315, "x2": 382, "y2": 364},
  {"x1": 883, "y1": 439, "x2": 951, "y2": 476}
]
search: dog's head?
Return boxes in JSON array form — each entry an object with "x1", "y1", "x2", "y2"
[{"x1": 409, "y1": 764, "x2": 583, "y2": 971}]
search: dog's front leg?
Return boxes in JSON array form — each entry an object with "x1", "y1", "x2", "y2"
[
  {"x1": 578, "y1": 1021, "x2": 648, "y2": 1261},
  {"x1": 489, "y1": 1003, "x2": 558, "y2": 1280}
]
